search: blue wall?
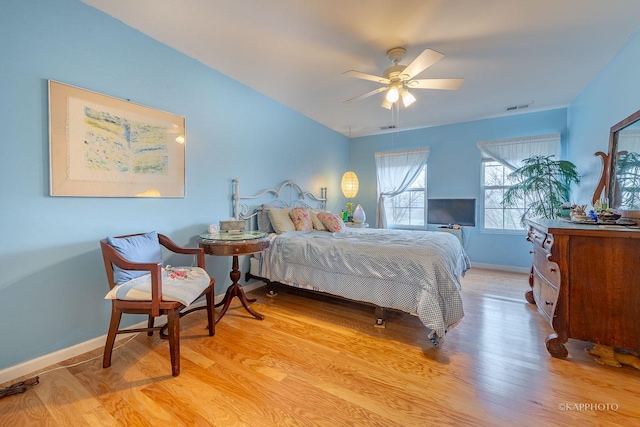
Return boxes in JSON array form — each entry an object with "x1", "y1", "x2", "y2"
[
  {"x1": 2, "y1": 0, "x2": 639, "y2": 374},
  {"x1": 350, "y1": 109, "x2": 568, "y2": 268},
  {"x1": 349, "y1": 28, "x2": 640, "y2": 270},
  {"x1": 568, "y1": 30, "x2": 640, "y2": 203},
  {"x1": 0, "y1": 0, "x2": 348, "y2": 371}
]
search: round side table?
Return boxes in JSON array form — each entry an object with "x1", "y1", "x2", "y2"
[{"x1": 198, "y1": 231, "x2": 270, "y2": 323}]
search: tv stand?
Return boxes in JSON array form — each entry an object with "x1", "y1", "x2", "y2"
[{"x1": 436, "y1": 226, "x2": 462, "y2": 243}]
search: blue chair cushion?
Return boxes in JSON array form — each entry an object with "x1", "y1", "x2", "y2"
[
  {"x1": 106, "y1": 231, "x2": 163, "y2": 285},
  {"x1": 104, "y1": 267, "x2": 211, "y2": 306}
]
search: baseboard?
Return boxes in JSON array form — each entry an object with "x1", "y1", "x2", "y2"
[
  {"x1": 470, "y1": 262, "x2": 530, "y2": 274},
  {"x1": 0, "y1": 280, "x2": 266, "y2": 385}
]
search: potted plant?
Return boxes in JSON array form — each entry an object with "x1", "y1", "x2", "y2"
[
  {"x1": 344, "y1": 201, "x2": 354, "y2": 221},
  {"x1": 502, "y1": 155, "x2": 580, "y2": 225}
]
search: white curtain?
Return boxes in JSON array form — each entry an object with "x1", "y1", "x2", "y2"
[
  {"x1": 374, "y1": 147, "x2": 430, "y2": 228},
  {"x1": 477, "y1": 133, "x2": 561, "y2": 170}
]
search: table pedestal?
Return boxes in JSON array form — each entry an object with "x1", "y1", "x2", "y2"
[{"x1": 216, "y1": 255, "x2": 264, "y2": 323}]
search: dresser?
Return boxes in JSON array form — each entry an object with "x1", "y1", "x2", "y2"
[{"x1": 526, "y1": 218, "x2": 640, "y2": 358}]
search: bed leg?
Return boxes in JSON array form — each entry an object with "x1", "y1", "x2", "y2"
[
  {"x1": 266, "y1": 281, "x2": 278, "y2": 298},
  {"x1": 374, "y1": 306, "x2": 386, "y2": 328}
]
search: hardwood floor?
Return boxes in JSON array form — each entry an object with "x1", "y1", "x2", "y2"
[{"x1": 2, "y1": 268, "x2": 640, "y2": 426}]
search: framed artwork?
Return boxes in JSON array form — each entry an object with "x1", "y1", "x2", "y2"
[{"x1": 49, "y1": 80, "x2": 186, "y2": 197}]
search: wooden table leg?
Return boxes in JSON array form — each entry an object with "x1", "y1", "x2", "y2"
[{"x1": 216, "y1": 255, "x2": 264, "y2": 323}]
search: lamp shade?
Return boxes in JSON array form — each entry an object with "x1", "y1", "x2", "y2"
[
  {"x1": 341, "y1": 171, "x2": 359, "y2": 198},
  {"x1": 385, "y1": 86, "x2": 399, "y2": 103},
  {"x1": 400, "y1": 88, "x2": 416, "y2": 107}
]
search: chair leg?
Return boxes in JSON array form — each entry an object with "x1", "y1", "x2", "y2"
[
  {"x1": 103, "y1": 305, "x2": 122, "y2": 369},
  {"x1": 167, "y1": 309, "x2": 181, "y2": 376},
  {"x1": 147, "y1": 315, "x2": 155, "y2": 336},
  {"x1": 206, "y1": 286, "x2": 215, "y2": 336}
]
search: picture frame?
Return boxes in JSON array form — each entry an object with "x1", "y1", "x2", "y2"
[{"x1": 49, "y1": 80, "x2": 186, "y2": 197}]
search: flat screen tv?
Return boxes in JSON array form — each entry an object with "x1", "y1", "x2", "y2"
[{"x1": 427, "y1": 199, "x2": 476, "y2": 227}]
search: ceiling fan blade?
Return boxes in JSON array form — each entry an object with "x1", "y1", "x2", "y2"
[
  {"x1": 343, "y1": 70, "x2": 390, "y2": 85},
  {"x1": 344, "y1": 86, "x2": 388, "y2": 103},
  {"x1": 400, "y1": 49, "x2": 445, "y2": 80},
  {"x1": 407, "y1": 78, "x2": 464, "y2": 90}
]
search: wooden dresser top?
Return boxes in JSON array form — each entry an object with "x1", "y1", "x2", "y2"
[{"x1": 526, "y1": 218, "x2": 640, "y2": 238}]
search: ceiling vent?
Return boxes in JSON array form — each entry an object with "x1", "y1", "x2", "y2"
[
  {"x1": 379, "y1": 125, "x2": 397, "y2": 130},
  {"x1": 505, "y1": 102, "x2": 533, "y2": 112}
]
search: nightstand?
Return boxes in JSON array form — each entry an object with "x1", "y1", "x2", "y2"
[{"x1": 198, "y1": 231, "x2": 270, "y2": 323}]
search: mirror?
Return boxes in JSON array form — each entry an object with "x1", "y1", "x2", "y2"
[
  {"x1": 594, "y1": 109, "x2": 640, "y2": 215},
  {"x1": 609, "y1": 109, "x2": 640, "y2": 212}
]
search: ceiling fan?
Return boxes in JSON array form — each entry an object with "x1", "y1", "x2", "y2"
[{"x1": 343, "y1": 47, "x2": 464, "y2": 109}]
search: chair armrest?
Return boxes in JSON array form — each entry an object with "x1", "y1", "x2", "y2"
[{"x1": 158, "y1": 234, "x2": 206, "y2": 268}]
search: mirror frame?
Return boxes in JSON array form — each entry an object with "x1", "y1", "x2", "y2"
[{"x1": 592, "y1": 108, "x2": 640, "y2": 208}]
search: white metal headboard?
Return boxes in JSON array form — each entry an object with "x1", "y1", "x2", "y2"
[{"x1": 233, "y1": 178, "x2": 327, "y2": 222}]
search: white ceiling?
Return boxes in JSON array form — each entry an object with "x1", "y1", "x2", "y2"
[{"x1": 82, "y1": 0, "x2": 640, "y2": 138}]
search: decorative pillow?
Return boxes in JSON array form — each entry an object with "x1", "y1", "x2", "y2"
[
  {"x1": 106, "y1": 231, "x2": 163, "y2": 285},
  {"x1": 104, "y1": 267, "x2": 210, "y2": 307},
  {"x1": 267, "y1": 208, "x2": 296, "y2": 233},
  {"x1": 289, "y1": 207, "x2": 313, "y2": 231},
  {"x1": 316, "y1": 212, "x2": 346, "y2": 232},
  {"x1": 310, "y1": 209, "x2": 327, "y2": 231}
]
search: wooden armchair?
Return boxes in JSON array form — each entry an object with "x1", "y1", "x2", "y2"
[{"x1": 100, "y1": 232, "x2": 215, "y2": 376}]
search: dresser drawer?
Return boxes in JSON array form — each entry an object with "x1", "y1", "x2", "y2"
[
  {"x1": 532, "y1": 271, "x2": 558, "y2": 321},
  {"x1": 532, "y1": 248, "x2": 560, "y2": 288},
  {"x1": 528, "y1": 227, "x2": 555, "y2": 253},
  {"x1": 528, "y1": 227, "x2": 547, "y2": 247}
]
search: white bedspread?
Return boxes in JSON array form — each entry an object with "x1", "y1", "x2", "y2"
[{"x1": 256, "y1": 228, "x2": 470, "y2": 347}]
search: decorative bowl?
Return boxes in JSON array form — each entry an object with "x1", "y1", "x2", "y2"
[{"x1": 598, "y1": 212, "x2": 621, "y2": 222}]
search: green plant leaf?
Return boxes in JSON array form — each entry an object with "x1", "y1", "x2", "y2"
[{"x1": 502, "y1": 155, "x2": 580, "y2": 225}]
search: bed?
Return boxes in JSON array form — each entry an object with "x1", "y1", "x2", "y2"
[{"x1": 233, "y1": 179, "x2": 470, "y2": 347}]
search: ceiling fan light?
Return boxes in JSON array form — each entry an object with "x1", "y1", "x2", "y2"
[
  {"x1": 385, "y1": 86, "x2": 399, "y2": 103},
  {"x1": 381, "y1": 97, "x2": 393, "y2": 109},
  {"x1": 401, "y1": 88, "x2": 416, "y2": 107}
]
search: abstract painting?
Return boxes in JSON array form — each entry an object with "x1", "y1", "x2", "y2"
[{"x1": 49, "y1": 80, "x2": 185, "y2": 197}]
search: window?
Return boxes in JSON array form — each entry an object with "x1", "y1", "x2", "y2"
[
  {"x1": 375, "y1": 147, "x2": 430, "y2": 229},
  {"x1": 384, "y1": 165, "x2": 426, "y2": 228},
  {"x1": 482, "y1": 159, "x2": 524, "y2": 230},
  {"x1": 477, "y1": 134, "x2": 561, "y2": 231}
]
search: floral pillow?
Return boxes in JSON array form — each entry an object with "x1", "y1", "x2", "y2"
[
  {"x1": 289, "y1": 207, "x2": 313, "y2": 231},
  {"x1": 310, "y1": 209, "x2": 327, "y2": 231},
  {"x1": 316, "y1": 212, "x2": 346, "y2": 232}
]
